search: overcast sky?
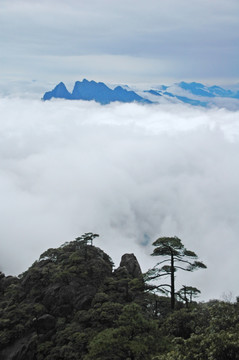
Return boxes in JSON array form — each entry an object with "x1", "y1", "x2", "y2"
[{"x1": 1, "y1": 0, "x2": 239, "y2": 90}]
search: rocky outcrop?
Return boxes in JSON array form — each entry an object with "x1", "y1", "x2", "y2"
[
  {"x1": 0, "y1": 333, "x2": 36, "y2": 360},
  {"x1": 118, "y1": 253, "x2": 142, "y2": 278},
  {"x1": 35, "y1": 314, "x2": 56, "y2": 333},
  {"x1": 0, "y1": 241, "x2": 144, "y2": 360}
]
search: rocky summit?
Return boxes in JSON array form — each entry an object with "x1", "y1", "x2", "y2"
[{"x1": 0, "y1": 236, "x2": 145, "y2": 360}]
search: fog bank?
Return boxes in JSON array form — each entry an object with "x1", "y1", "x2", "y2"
[{"x1": 1, "y1": 98, "x2": 239, "y2": 301}]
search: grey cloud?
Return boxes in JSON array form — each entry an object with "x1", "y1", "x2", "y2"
[
  {"x1": 0, "y1": 98, "x2": 239, "y2": 302},
  {"x1": 1, "y1": 0, "x2": 239, "y2": 83}
]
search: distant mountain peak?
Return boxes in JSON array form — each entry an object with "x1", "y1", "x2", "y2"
[
  {"x1": 42, "y1": 79, "x2": 239, "y2": 109},
  {"x1": 43, "y1": 79, "x2": 151, "y2": 104},
  {"x1": 43, "y1": 82, "x2": 71, "y2": 100},
  {"x1": 177, "y1": 82, "x2": 214, "y2": 97},
  {"x1": 179, "y1": 81, "x2": 205, "y2": 88}
]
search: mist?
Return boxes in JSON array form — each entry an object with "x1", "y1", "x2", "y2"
[{"x1": 1, "y1": 97, "x2": 239, "y2": 301}]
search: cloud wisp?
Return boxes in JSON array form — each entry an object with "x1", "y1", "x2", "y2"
[{"x1": 0, "y1": 98, "x2": 239, "y2": 301}]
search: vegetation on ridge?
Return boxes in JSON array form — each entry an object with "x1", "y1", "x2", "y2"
[
  {"x1": 0, "y1": 233, "x2": 238, "y2": 359},
  {"x1": 146, "y1": 236, "x2": 206, "y2": 310}
]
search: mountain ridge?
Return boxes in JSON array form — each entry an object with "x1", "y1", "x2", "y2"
[
  {"x1": 42, "y1": 79, "x2": 239, "y2": 109},
  {"x1": 43, "y1": 79, "x2": 151, "y2": 105}
]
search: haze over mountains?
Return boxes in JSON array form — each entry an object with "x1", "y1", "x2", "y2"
[{"x1": 42, "y1": 79, "x2": 239, "y2": 109}]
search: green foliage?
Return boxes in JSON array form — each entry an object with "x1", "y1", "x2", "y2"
[
  {"x1": 155, "y1": 301, "x2": 239, "y2": 359},
  {"x1": 177, "y1": 286, "x2": 201, "y2": 306},
  {"x1": 147, "y1": 236, "x2": 206, "y2": 309},
  {"x1": 161, "y1": 308, "x2": 198, "y2": 339},
  {"x1": 75, "y1": 232, "x2": 99, "y2": 247},
  {"x1": 0, "y1": 234, "x2": 238, "y2": 360},
  {"x1": 158, "y1": 331, "x2": 239, "y2": 360},
  {"x1": 86, "y1": 303, "x2": 159, "y2": 360},
  {"x1": 152, "y1": 236, "x2": 185, "y2": 256}
]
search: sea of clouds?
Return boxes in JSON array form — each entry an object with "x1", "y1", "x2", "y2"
[{"x1": 1, "y1": 97, "x2": 239, "y2": 301}]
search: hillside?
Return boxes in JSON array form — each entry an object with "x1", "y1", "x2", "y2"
[
  {"x1": 0, "y1": 235, "x2": 150, "y2": 359},
  {"x1": 1, "y1": 234, "x2": 239, "y2": 359}
]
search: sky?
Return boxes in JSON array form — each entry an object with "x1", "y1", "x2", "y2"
[
  {"x1": 1, "y1": 0, "x2": 239, "y2": 93},
  {"x1": 1, "y1": 1, "x2": 239, "y2": 302}
]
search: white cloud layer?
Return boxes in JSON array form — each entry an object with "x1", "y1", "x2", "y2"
[{"x1": 1, "y1": 98, "x2": 239, "y2": 301}]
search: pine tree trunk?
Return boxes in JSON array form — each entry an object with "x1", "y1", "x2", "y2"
[{"x1": 171, "y1": 253, "x2": 175, "y2": 310}]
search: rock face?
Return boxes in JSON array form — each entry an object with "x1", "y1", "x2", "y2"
[
  {"x1": 0, "y1": 333, "x2": 36, "y2": 360},
  {"x1": 119, "y1": 253, "x2": 142, "y2": 278},
  {"x1": 35, "y1": 314, "x2": 56, "y2": 333}
]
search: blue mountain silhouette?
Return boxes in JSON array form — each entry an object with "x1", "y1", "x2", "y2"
[
  {"x1": 163, "y1": 91, "x2": 207, "y2": 106},
  {"x1": 144, "y1": 90, "x2": 162, "y2": 96},
  {"x1": 42, "y1": 79, "x2": 239, "y2": 108},
  {"x1": 43, "y1": 79, "x2": 151, "y2": 104},
  {"x1": 177, "y1": 82, "x2": 239, "y2": 99},
  {"x1": 178, "y1": 82, "x2": 215, "y2": 97},
  {"x1": 43, "y1": 82, "x2": 72, "y2": 100}
]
